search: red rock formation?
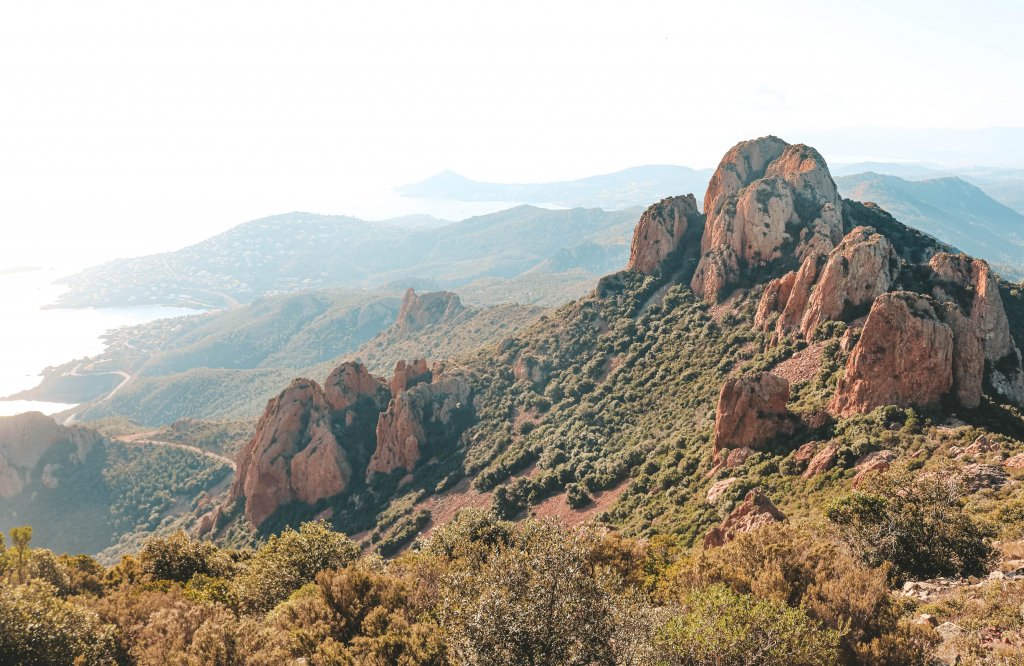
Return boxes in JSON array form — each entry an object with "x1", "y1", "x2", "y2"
[
  {"x1": 930, "y1": 253, "x2": 1024, "y2": 406},
  {"x1": 324, "y1": 361, "x2": 389, "y2": 414},
  {"x1": 713, "y1": 373, "x2": 796, "y2": 456},
  {"x1": 703, "y1": 488, "x2": 786, "y2": 548},
  {"x1": 368, "y1": 373, "x2": 473, "y2": 478},
  {"x1": 626, "y1": 195, "x2": 700, "y2": 274},
  {"x1": 392, "y1": 289, "x2": 465, "y2": 337},
  {"x1": 803, "y1": 442, "x2": 840, "y2": 479},
  {"x1": 829, "y1": 293, "x2": 954, "y2": 418},
  {"x1": 512, "y1": 353, "x2": 547, "y2": 386},
  {"x1": 693, "y1": 139, "x2": 843, "y2": 302},
  {"x1": 757, "y1": 226, "x2": 896, "y2": 342},
  {"x1": 706, "y1": 477, "x2": 739, "y2": 504},
  {"x1": 230, "y1": 379, "x2": 353, "y2": 527},
  {"x1": 390, "y1": 359, "x2": 432, "y2": 396}
]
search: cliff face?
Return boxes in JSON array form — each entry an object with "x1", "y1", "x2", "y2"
[
  {"x1": 626, "y1": 195, "x2": 702, "y2": 274},
  {"x1": 0, "y1": 412, "x2": 103, "y2": 498},
  {"x1": 829, "y1": 292, "x2": 954, "y2": 417}
]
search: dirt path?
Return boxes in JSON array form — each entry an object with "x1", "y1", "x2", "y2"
[{"x1": 115, "y1": 430, "x2": 236, "y2": 470}]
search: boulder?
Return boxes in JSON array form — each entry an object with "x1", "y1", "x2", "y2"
[
  {"x1": 851, "y1": 450, "x2": 896, "y2": 489},
  {"x1": 713, "y1": 373, "x2": 796, "y2": 456},
  {"x1": 829, "y1": 292, "x2": 954, "y2": 417},
  {"x1": 803, "y1": 442, "x2": 840, "y2": 478},
  {"x1": 706, "y1": 477, "x2": 739, "y2": 504},
  {"x1": 1003, "y1": 453, "x2": 1024, "y2": 469},
  {"x1": 626, "y1": 195, "x2": 701, "y2": 273},
  {"x1": 703, "y1": 488, "x2": 786, "y2": 548}
]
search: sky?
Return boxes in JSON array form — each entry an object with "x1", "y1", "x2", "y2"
[{"x1": 1, "y1": 0, "x2": 1023, "y2": 269}]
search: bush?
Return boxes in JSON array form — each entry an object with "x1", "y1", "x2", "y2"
[
  {"x1": 656, "y1": 583, "x2": 840, "y2": 665},
  {"x1": 827, "y1": 465, "x2": 997, "y2": 582},
  {"x1": 139, "y1": 530, "x2": 233, "y2": 583}
]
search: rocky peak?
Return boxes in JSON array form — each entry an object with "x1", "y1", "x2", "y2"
[
  {"x1": 692, "y1": 138, "x2": 843, "y2": 302},
  {"x1": 829, "y1": 292, "x2": 954, "y2": 417},
  {"x1": 0, "y1": 412, "x2": 103, "y2": 499},
  {"x1": 393, "y1": 288, "x2": 465, "y2": 337},
  {"x1": 626, "y1": 194, "x2": 701, "y2": 274},
  {"x1": 713, "y1": 373, "x2": 796, "y2": 458},
  {"x1": 703, "y1": 488, "x2": 786, "y2": 548},
  {"x1": 323, "y1": 361, "x2": 389, "y2": 414},
  {"x1": 703, "y1": 135, "x2": 789, "y2": 215},
  {"x1": 229, "y1": 378, "x2": 353, "y2": 527}
]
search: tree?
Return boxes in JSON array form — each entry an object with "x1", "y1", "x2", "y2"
[
  {"x1": 232, "y1": 520, "x2": 359, "y2": 613},
  {"x1": 9, "y1": 526, "x2": 31, "y2": 583},
  {"x1": 826, "y1": 465, "x2": 996, "y2": 582},
  {"x1": 437, "y1": 519, "x2": 619, "y2": 666},
  {"x1": 139, "y1": 530, "x2": 232, "y2": 583}
]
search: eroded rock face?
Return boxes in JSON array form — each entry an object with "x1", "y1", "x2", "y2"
[
  {"x1": 0, "y1": 412, "x2": 102, "y2": 499},
  {"x1": 368, "y1": 373, "x2": 473, "y2": 478},
  {"x1": 851, "y1": 450, "x2": 896, "y2": 488},
  {"x1": 830, "y1": 293, "x2": 954, "y2": 418},
  {"x1": 392, "y1": 288, "x2": 465, "y2": 337},
  {"x1": 324, "y1": 361, "x2": 389, "y2": 414},
  {"x1": 390, "y1": 359, "x2": 433, "y2": 396},
  {"x1": 230, "y1": 379, "x2": 353, "y2": 527},
  {"x1": 929, "y1": 253, "x2": 1024, "y2": 406},
  {"x1": 803, "y1": 442, "x2": 840, "y2": 479},
  {"x1": 626, "y1": 195, "x2": 701, "y2": 274},
  {"x1": 713, "y1": 373, "x2": 796, "y2": 457},
  {"x1": 757, "y1": 226, "x2": 896, "y2": 342},
  {"x1": 693, "y1": 139, "x2": 843, "y2": 302},
  {"x1": 703, "y1": 488, "x2": 786, "y2": 548}
]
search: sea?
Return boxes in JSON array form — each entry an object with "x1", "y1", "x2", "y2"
[{"x1": 0, "y1": 267, "x2": 199, "y2": 418}]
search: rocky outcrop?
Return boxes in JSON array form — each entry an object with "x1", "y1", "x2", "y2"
[
  {"x1": 324, "y1": 361, "x2": 390, "y2": 415},
  {"x1": 756, "y1": 226, "x2": 896, "y2": 342},
  {"x1": 703, "y1": 488, "x2": 786, "y2": 548},
  {"x1": 693, "y1": 138, "x2": 843, "y2": 302},
  {"x1": 0, "y1": 412, "x2": 103, "y2": 498},
  {"x1": 626, "y1": 195, "x2": 701, "y2": 273},
  {"x1": 368, "y1": 373, "x2": 473, "y2": 478},
  {"x1": 929, "y1": 253, "x2": 1024, "y2": 406},
  {"x1": 512, "y1": 353, "x2": 548, "y2": 386},
  {"x1": 830, "y1": 293, "x2": 954, "y2": 417},
  {"x1": 706, "y1": 477, "x2": 739, "y2": 504},
  {"x1": 390, "y1": 359, "x2": 433, "y2": 396},
  {"x1": 713, "y1": 373, "x2": 796, "y2": 457},
  {"x1": 392, "y1": 289, "x2": 465, "y2": 337},
  {"x1": 230, "y1": 379, "x2": 353, "y2": 527}
]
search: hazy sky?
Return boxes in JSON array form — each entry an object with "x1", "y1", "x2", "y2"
[{"x1": 2, "y1": 0, "x2": 1022, "y2": 269}]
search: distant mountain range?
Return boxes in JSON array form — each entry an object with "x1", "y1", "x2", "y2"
[
  {"x1": 396, "y1": 165, "x2": 714, "y2": 210},
  {"x1": 834, "y1": 173, "x2": 1024, "y2": 279},
  {"x1": 56, "y1": 206, "x2": 641, "y2": 309}
]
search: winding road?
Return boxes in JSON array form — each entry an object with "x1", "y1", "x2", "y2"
[{"x1": 115, "y1": 430, "x2": 236, "y2": 470}]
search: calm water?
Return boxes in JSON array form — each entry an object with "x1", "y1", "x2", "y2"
[{"x1": 0, "y1": 268, "x2": 199, "y2": 418}]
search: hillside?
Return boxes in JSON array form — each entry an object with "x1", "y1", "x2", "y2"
[
  {"x1": 8, "y1": 136, "x2": 1024, "y2": 665},
  {"x1": 0, "y1": 412, "x2": 229, "y2": 559},
  {"x1": 397, "y1": 165, "x2": 714, "y2": 209},
  {"x1": 836, "y1": 172, "x2": 1024, "y2": 278},
  {"x1": 200, "y1": 137, "x2": 1024, "y2": 553},
  {"x1": 27, "y1": 289, "x2": 545, "y2": 426},
  {"x1": 55, "y1": 207, "x2": 641, "y2": 309}
]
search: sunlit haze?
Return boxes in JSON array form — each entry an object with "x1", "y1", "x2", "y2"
[{"x1": 2, "y1": 0, "x2": 1023, "y2": 268}]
